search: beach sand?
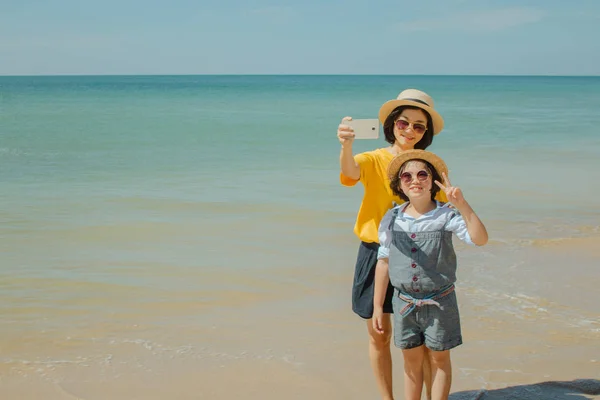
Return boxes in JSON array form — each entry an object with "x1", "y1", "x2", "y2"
[{"x1": 2, "y1": 236, "x2": 599, "y2": 399}]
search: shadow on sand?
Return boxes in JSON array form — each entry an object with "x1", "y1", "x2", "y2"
[{"x1": 450, "y1": 379, "x2": 600, "y2": 400}]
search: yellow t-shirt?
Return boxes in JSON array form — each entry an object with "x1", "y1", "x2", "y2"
[{"x1": 340, "y1": 148, "x2": 448, "y2": 243}]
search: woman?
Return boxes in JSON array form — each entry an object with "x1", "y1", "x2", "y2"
[{"x1": 337, "y1": 89, "x2": 447, "y2": 400}]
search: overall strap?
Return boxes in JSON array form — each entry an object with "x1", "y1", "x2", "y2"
[
  {"x1": 388, "y1": 207, "x2": 400, "y2": 231},
  {"x1": 441, "y1": 205, "x2": 456, "y2": 231}
]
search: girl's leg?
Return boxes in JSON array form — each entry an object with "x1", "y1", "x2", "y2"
[
  {"x1": 401, "y1": 345, "x2": 426, "y2": 400},
  {"x1": 429, "y1": 350, "x2": 452, "y2": 400},
  {"x1": 366, "y1": 315, "x2": 394, "y2": 400},
  {"x1": 423, "y1": 347, "x2": 433, "y2": 400}
]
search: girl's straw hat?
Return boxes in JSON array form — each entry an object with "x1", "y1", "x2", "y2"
[
  {"x1": 378, "y1": 89, "x2": 445, "y2": 135},
  {"x1": 387, "y1": 149, "x2": 449, "y2": 181}
]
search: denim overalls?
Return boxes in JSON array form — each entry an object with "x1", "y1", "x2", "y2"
[{"x1": 388, "y1": 207, "x2": 463, "y2": 351}]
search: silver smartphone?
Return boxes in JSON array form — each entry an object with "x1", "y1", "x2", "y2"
[{"x1": 345, "y1": 118, "x2": 380, "y2": 140}]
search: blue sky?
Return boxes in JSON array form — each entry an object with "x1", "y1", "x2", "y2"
[{"x1": 1, "y1": 0, "x2": 599, "y2": 75}]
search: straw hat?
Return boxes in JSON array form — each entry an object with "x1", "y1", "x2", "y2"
[
  {"x1": 387, "y1": 150, "x2": 449, "y2": 182},
  {"x1": 378, "y1": 89, "x2": 444, "y2": 135}
]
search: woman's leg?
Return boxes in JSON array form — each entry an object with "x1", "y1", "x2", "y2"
[
  {"x1": 429, "y1": 350, "x2": 452, "y2": 400},
  {"x1": 366, "y1": 315, "x2": 394, "y2": 400},
  {"x1": 401, "y1": 345, "x2": 426, "y2": 400}
]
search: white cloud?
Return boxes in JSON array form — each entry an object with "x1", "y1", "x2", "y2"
[{"x1": 396, "y1": 7, "x2": 545, "y2": 33}]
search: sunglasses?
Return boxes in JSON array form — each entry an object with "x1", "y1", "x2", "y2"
[
  {"x1": 395, "y1": 119, "x2": 427, "y2": 135},
  {"x1": 400, "y1": 170, "x2": 430, "y2": 184}
]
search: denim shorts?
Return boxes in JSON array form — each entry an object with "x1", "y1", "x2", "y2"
[
  {"x1": 392, "y1": 290, "x2": 463, "y2": 351},
  {"x1": 352, "y1": 241, "x2": 394, "y2": 319}
]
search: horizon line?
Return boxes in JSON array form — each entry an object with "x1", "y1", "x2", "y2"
[{"x1": 1, "y1": 73, "x2": 599, "y2": 78}]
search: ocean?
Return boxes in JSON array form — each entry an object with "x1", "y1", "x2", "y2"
[{"x1": 1, "y1": 75, "x2": 599, "y2": 399}]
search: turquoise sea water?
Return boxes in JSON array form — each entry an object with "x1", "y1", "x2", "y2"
[
  {"x1": 1, "y1": 76, "x2": 599, "y2": 396},
  {"x1": 2, "y1": 73, "x2": 600, "y2": 306},
  {"x1": 3, "y1": 74, "x2": 599, "y2": 216}
]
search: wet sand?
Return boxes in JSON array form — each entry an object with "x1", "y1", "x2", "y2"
[{"x1": 2, "y1": 236, "x2": 599, "y2": 399}]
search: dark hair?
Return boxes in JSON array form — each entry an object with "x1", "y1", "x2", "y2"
[
  {"x1": 390, "y1": 159, "x2": 442, "y2": 202},
  {"x1": 383, "y1": 106, "x2": 434, "y2": 149}
]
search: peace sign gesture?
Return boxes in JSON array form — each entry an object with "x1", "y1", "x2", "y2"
[{"x1": 435, "y1": 172, "x2": 465, "y2": 207}]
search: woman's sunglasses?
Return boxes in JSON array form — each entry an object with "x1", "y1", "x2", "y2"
[
  {"x1": 395, "y1": 119, "x2": 427, "y2": 135},
  {"x1": 400, "y1": 170, "x2": 430, "y2": 184}
]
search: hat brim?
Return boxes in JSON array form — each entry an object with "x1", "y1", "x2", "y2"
[
  {"x1": 378, "y1": 100, "x2": 444, "y2": 135},
  {"x1": 387, "y1": 150, "x2": 449, "y2": 182}
]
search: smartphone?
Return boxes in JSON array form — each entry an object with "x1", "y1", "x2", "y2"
[{"x1": 345, "y1": 118, "x2": 380, "y2": 140}]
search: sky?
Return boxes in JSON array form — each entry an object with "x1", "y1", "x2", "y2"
[{"x1": 1, "y1": 0, "x2": 599, "y2": 75}]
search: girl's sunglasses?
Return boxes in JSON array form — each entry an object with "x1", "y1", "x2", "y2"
[
  {"x1": 395, "y1": 119, "x2": 427, "y2": 135},
  {"x1": 400, "y1": 170, "x2": 430, "y2": 184}
]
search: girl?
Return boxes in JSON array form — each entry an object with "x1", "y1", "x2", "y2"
[
  {"x1": 337, "y1": 89, "x2": 447, "y2": 400},
  {"x1": 372, "y1": 150, "x2": 488, "y2": 400}
]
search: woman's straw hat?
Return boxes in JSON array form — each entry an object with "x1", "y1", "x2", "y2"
[
  {"x1": 378, "y1": 89, "x2": 444, "y2": 135},
  {"x1": 387, "y1": 149, "x2": 449, "y2": 181}
]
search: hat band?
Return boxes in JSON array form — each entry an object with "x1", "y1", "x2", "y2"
[{"x1": 404, "y1": 98, "x2": 430, "y2": 107}]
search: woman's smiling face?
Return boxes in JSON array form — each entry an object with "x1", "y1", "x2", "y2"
[{"x1": 393, "y1": 108, "x2": 428, "y2": 149}]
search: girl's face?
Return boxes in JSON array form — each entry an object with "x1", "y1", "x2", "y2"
[
  {"x1": 399, "y1": 161, "x2": 433, "y2": 200},
  {"x1": 393, "y1": 108, "x2": 428, "y2": 149}
]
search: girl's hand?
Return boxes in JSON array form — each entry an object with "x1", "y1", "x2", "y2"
[
  {"x1": 372, "y1": 308, "x2": 385, "y2": 334},
  {"x1": 435, "y1": 172, "x2": 466, "y2": 207},
  {"x1": 337, "y1": 116, "x2": 355, "y2": 146}
]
